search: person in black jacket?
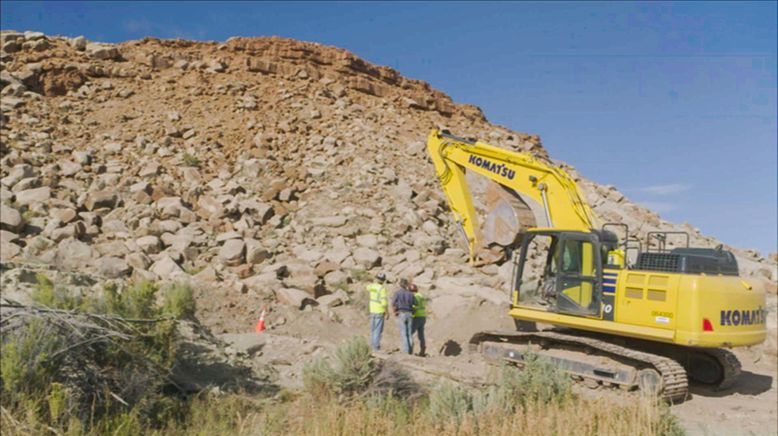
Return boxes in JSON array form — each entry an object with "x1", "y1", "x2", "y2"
[{"x1": 391, "y1": 278, "x2": 415, "y2": 354}]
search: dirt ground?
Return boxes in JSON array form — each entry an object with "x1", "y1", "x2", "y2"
[
  {"x1": 675, "y1": 350, "x2": 777, "y2": 436},
  {"x1": 234, "y1": 292, "x2": 778, "y2": 436}
]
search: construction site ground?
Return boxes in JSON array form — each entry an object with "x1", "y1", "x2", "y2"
[{"x1": 214, "y1": 293, "x2": 777, "y2": 436}]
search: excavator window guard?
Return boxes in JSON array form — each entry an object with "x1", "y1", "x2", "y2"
[
  {"x1": 514, "y1": 231, "x2": 602, "y2": 317},
  {"x1": 646, "y1": 231, "x2": 690, "y2": 253}
]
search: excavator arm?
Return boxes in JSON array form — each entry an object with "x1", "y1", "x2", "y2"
[{"x1": 426, "y1": 130, "x2": 600, "y2": 263}]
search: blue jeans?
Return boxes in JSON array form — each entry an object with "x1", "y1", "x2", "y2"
[
  {"x1": 369, "y1": 313, "x2": 385, "y2": 351},
  {"x1": 412, "y1": 317, "x2": 426, "y2": 355},
  {"x1": 396, "y1": 312, "x2": 413, "y2": 354}
]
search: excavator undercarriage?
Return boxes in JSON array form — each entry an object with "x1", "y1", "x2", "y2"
[{"x1": 470, "y1": 328, "x2": 742, "y2": 402}]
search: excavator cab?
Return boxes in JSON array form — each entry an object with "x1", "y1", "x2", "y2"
[{"x1": 513, "y1": 230, "x2": 617, "y2": 318}]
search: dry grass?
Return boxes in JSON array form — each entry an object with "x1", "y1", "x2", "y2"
[
  {"x1": 1, "y1": 314, "x2": 684, "y2": 436},
  {"x1": 280, "y1": 393, "x2": 682, "y2": 436}
]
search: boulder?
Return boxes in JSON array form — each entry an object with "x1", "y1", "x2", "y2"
[
  {"x1": 323, "y1": 270, "x2": 348, "y2": 287},
  {"x1": 353, "y1": 247, "x2": 381, "y2": 268},
  {"x1": 85, "y1": 190, "x2": 118, "y2": 211},
  {"x1": 70, "y1": 35, "x2": 87, "y2": 50},
  {"x1": 312, "y1": 216, "x2": 347, "y2": 227},
  {"x1": 243, "y1": 271, "x2": 281, "y2": 293},
  {"x1": 55, "y1": 238, "x2": 94, "y2": 270},
  {"x1": 275, "y1": 288, "x2": 317, "y2": 310},
  {"x1": 317, "y1": 292, "x2": 346, "y2": 308},
  {"x1": 136, "y1": 235, "x2": 162, "y2": 254},
  {"x1": 156, "y1": 197, "x2": 188, "y2": 219},
  {"x1": 325, "y1": 248, "x2": 350, "y2": 264},
  {"x1": 51, "y1": 208, "x2": 77, "y2": 224},
  {"x1": 314, "y1": 261, "x2": 339, "y2": 277},
  {"x1": 14, "y1": 187, "x2": 50, "y2": 206},
  {"x1": 86, "y1": 43, "x2": 120, "y2": 60},
  {"x1": 356, "y1": 234, "x2": 378, "y2": 248},
  {"x1": 0, "y1": 240, "x2": 21, "y2": 261},
  {"x1": 150, "y1": 255, "x2": 186, "y2": 280},
  {"x1": 0, "y1": 204, "x2": 24, "y2": 232},
  {"x1": 97, "y1": 256, "x2": 132, "y2": 278},
  {"x1": 219, "y1": 239, "x2": 245, "y2": 266},
  {"x1": 197, "y1": 196, "x2": 224, "y2": 219},
  {"x1": 125, "y1": 252, "x2": 152, "y2": 270},
  {"x1": 245, "y1": 239, "x2": 271, "y2": 264}
]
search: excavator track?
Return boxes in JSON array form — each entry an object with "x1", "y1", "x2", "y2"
[
  {"x1": 600, "y1": 336, "x2": 743, "y2": 391},
  {"x1": 470, "y1": 330, "x2": 689, "y2": 402},
  {"x1": 675, "y1": 347, "x2": 742, "y2": 390},
  {"x1": 701, "y1": 348, "x2": 741, "y2": 390}
]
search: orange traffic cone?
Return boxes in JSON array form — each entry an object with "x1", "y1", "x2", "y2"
[{"x1": 255, "y1": 308, "x2": 266, "y2": 333}]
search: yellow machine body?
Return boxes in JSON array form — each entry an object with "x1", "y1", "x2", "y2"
[{"x1": 510, "y1": 269, "x2": 766, "y2": 348}]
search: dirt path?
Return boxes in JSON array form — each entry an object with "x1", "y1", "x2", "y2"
[{"x1": 673, "y1": 351, "x2": 777, "y2": 436}]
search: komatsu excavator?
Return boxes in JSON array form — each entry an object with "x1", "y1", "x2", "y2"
[{"x1": 426, "y1": 130, "x2": 767, "y2": 401}]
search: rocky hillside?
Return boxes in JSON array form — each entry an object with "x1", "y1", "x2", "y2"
[{"x1": 1, "y1": 31, "x2": 775, "y2": 333}]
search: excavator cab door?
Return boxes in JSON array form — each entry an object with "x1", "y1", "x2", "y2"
[
  {"x1": 554, "y1": 232, "x2": 603, "y2": 317},
  {"x1": 514, "y1": 231, "x2": 603, "y2": 318}
]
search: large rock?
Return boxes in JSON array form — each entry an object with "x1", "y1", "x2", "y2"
[
  {"x1": 245, "y1": 239, "x2": 271, "y2": 264},
  {"x1": 312, "y1": 216, "x2": 347, "y2": 227},
  {"x1": 156, "y1": 197, "x2": 188, "y2": 219},
  {"x1": 219, "y1": 239, "x2": 245, "y2": 266},
  {"x1": 244, "y1": 272, "x2": 282, "y2": 293},
  {"x1": 150, "y1": 255, "x2": 186, "y2": 280},
  {"x1": 55, "y1": 238, "x2": 94, "y2": 270},
  {"x1": 86, "y1": 43, "x2": 120, "y2": 60},
  {"x1": 85, "y1": 191, "x2": 118, "y2": 211},
  {"x1": 0, "y1": 240, "x2": 21, "y2": 261},
  {"x1": 14, "y1": 187, "x2": 50, "y2": 206},
  {"x1": 196, "y1": 196, "x2": 224, "y2": 219},
  {"x1": 136, "y1": 235, "x2": 162, "y2": 254},
  {"x1": 353, "y1": 247, "x2": 381, "y2": 268},
  {"x1": 125, "y1": 252, "x2": 152, "y2": 270},
  {"x1": 317, "y1": 290, "x2": 349, "y2": 308},
  {"x1": 275, "y1": 288, "x2": 317, "y2": 310},
  {"x1": 323, "y1": 270, "x2": 348, "y2": 287},
  {"x1": 97, "y1": 256, "x2": 132, "y2": 278},
  {"x1": 70, "y1": 35, "x2": 87, "y2": 50},
  {"x1": 356, "y1": 234, "x2": 379, "y2": 248},
  {"x1": 0, "y1": 204, "x2": 24, "y2": 232}
]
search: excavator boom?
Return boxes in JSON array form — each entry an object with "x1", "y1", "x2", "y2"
[{"x1": 426, "y1": 130, "x2": 599, "y2": 262}]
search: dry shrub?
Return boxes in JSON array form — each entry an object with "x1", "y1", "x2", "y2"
[{"x1": 304, "y1": 336, "x2": 414, "y2": 399}]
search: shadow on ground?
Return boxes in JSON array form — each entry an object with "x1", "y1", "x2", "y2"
[{"x1": 689, "y1": 370, "x2": 773, "y2": 398}]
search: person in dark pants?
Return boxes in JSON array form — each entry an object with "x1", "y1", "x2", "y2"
[
  {"x1": 410, "y1": 283, "x2": 427, "y2": 356},
  {"x1": 391, "y1": 278, "x2": 415, "y2": 354}
]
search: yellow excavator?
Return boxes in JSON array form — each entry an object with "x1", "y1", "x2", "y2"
[{"x1": 426, "y1": 130, "x2": 767, "y2": 401}]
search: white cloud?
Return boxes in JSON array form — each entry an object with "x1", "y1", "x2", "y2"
[{"x1": 635, "y1": 183, "x2": 691, "y2": 195}]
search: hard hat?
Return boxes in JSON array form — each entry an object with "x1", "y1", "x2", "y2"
[{"x1": 376, "y1": 272, "x2": 387, "y2": 282}]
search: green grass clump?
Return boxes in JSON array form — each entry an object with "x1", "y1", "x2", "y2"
[
  {"x1": 303, "y1": 336, "x2": 378, "y2": 398},
  {"x1": 182, "y1": 153, "x2": 200, "y2": 167},
  {"x1": 161, "y1": 282, "x2": 196, "y2": 319},
  {"x1": 428, "y1": 383, "x2": 474, "y2": 428}
]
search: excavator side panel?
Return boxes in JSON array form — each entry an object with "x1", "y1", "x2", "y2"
[
  {"x1": 674, "y1": 275, "x2": 767, "y2": 347},
  {"x1": 614, "y1": 270, "x2": 680, "y2": 331}
]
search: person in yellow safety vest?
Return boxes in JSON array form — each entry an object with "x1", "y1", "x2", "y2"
[
  {"x1": 367, "y1": 272, "x2": 389, "y2": 351},
  {"x1": 410, "y1": 283, "x2": 427, "y2": 356}
]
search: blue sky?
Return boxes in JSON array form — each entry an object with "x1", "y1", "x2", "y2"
[{"x1": 2, "y1": 1, "x2": 776, "y2": 254}]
